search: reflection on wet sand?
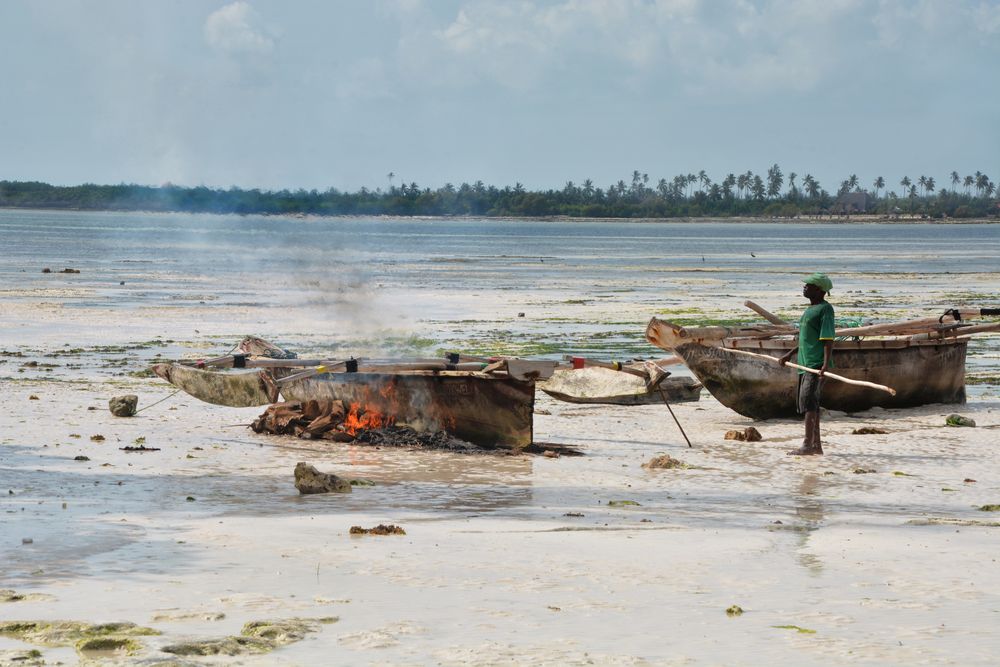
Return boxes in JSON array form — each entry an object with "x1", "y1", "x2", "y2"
[
  {"x1": 793, "y1": 473, "x2": 826, "y2": 574},
  {"x1": 203, "y1": 436, "x2": 539, "y2": 515},
  {"x1": 338, "y1": 444, "x2": 534, "y2": 486}
]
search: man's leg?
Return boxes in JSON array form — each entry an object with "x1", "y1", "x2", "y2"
[
  {"x1": 805, "y1": 410, "x2": 823, "y2": 454},
  {"x1": 788, "y1": 411, "x2": 823, "y2": 455},
  {"x1": 789, "y1": 375, "x2": 824, "y2": 455}
]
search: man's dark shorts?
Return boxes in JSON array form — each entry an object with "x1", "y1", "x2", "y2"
[{"x1": 797, "y1": 373, "x2": 825, "y2": 414}]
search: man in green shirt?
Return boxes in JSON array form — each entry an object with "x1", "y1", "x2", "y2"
[{"x1": 779, "y1": 273, "x2": 835, "y2": 455}]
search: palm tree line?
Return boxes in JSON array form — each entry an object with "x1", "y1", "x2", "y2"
[{"x1": 0, "y1": 167, "x2": 996, "y2": 219}]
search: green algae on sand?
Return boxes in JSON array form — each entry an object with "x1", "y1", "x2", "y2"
[
  {"x1": 76, "y1": 635, "x2": 143, "y2": 657},
  {"x1": 0, "y1": 620, "x2": 159, "y2": 647},
  {"x1": 0, "y1": 590, "x2": 54, "y2": 603},
  {"x1": 161, "y1": 635, "x2": 274, "y2": 657},
  {"x1": 241, "y1": 617, "x2": 339, "y2": 646},
  {"x1": 0, "y1": 649, "x2": 43, "y2": 666},
  {"x1": 162, "y1": 617, "x2": 338, "y2": 657}
]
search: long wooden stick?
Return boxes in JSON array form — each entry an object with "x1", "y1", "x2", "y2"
[
  {"x1": 192, "y1": 354, "x2": 503, "y2": 370},
  {"x1": 661, "y1": 309, "x2": 988, "y2": 344},
  {"x1": 834, "y1": 311, "x2": 982, "y2": 338},
  {"x1": 920, "y1": 322, "x2": 1000, "y2": 339},
  {"x1": 718, "y1": 346, "x2": 897, "y2": 396},
  {"x1": 744, "y1": 300, "x2": 789, "y2": 325},
  {"x1": 562, "y1": 355, "x2": 683, "y2": 376},
  {"x1": 278, "y1": 360, "x2": 490, "y2": 383},
  {"x1": 565, "y1": 357, "x2": 649, "y2": 379},
  {"x1": 659, "y1": 388, "x2": 692, "y2": 448}
]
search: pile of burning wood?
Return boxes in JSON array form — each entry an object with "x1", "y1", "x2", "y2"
[
  {"x1": 248, "y1": 398, "x2": 583, "y2": 455},
  {"x1": 251, "y1": 399, "x2": 355, "y2": 441},
  {"x1": 249, "y1": 399, "x2": 482, "y2": 452}
]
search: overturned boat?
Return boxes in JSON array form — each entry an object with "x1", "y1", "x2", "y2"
[{"x1": 645, "y1": 306, "x2": 1000, "y2": 419}]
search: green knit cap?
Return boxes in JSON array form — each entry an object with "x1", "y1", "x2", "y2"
[{"x1": 803, "y1": 272, "x2": 833, "y2": 293}]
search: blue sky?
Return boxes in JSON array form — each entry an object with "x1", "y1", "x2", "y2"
[{"x1": 1, "y1": 0, "x2": 998, "y2": 195}]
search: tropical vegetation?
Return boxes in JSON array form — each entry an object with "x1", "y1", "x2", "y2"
[{"x1": 1, "y1": 167, "x2": 996, "y2": 219}]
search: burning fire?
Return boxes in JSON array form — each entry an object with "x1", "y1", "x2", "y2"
[
  {"x1": 442, "y1": 412, "x2": 457, "y2": 431},
  {"x1": 343, "y1": 401, "x2": 395, "y2": 436}
]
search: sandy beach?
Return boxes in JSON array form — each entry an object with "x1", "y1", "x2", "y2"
[
  {"x1": 4, "y1": 377, "x2": 1000, "y2": 665},
  {"x1": 2, "y1": 211, "x2": 1000, "y2": 665}
]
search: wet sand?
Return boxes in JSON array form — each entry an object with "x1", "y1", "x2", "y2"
[{"x1": 3, "y1": 376, "x2": 1000, "y2": 665}]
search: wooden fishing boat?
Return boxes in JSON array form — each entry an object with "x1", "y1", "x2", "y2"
[
  {"x1": 153, "y1": 337, "x2": 582, "y2": 447},
  {"x1": 645, "y1": 307, "x2": 998, "y2": 419},
  {"x1": 279, "y1": 369, "x2": 535, "y2": 446},
  {"x1": 152, "y1": 361, "x2": 537, "y2": 448},
  {"x1": 538, "y1": 367, "x2": 702, "y2": 406}
]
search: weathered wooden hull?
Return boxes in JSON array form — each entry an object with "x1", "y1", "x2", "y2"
[
  {"x1": 539, "y1": 381, "x2": 702, "y2": 406},
  {"x1": 538, "y1": 367, "x2": 702, "y2": 405},
  {"x1": 669, "y1": 338, "x2": 967, "y2": 419},
  {"x1": 152, "y1": 363, "x2": 272, "y2": 408},
  {"x1": 152, "y1": 363, "x2": 535, "y2": 447},
  {"x1": 277, "y1": 371, "x2": 534, "y2": 447}
]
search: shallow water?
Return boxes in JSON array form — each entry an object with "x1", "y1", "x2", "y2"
[{"x1": 2, "y1": 209, "x2": 998, "y2": 392}]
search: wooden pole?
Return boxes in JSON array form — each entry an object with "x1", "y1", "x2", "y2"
[
  {"x1": 658, "y1": 388, "x2": 692, "y2": 448},
  {"x1": 652, "y1": 309, "x2": 990, "y2": 347},
  {"x1": 659, "y1": 321, "x2": 796, "y2": 342},
  {"x1": 717, "y1": 346, "x2": 897, "y2": 395},
  {"x1": 743, "y1": 300, "x2": 789, "y2": 325},
  {"x1": 570, "y1": 358, "x2": 649, "y2": 379},
  {"x1": 275, "y1": 360, "x2": 491, "y2": 386},
  {"x1": 275, "y1": 361, "x2": 350, "y2": 386},
  {"x1": 834, "y1": 310, "x2": 982, "y2": 338},
  {"x1": 562, "y1": 355, "x2": 683, "y2": 378},
  {"x1": 920, "y1": 322, "x2": 1000, "y2": 339}
]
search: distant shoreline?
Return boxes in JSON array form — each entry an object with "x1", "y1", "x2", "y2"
[{"x1": 1, "y1": 205, "x2": 997, "y2": 224}]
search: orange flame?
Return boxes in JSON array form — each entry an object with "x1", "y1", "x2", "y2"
[
  {"x1": 442, "y1": 412, "x2": 457, "y2": 431},
  {"x1": 343, "y1": 401, "x2": 395, "y2": 436}
]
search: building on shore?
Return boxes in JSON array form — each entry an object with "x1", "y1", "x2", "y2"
[{"x1": 831, "y1": 191, "x2": 874, "y2": 214}]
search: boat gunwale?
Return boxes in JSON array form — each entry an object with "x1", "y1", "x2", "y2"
[
  {"x1": 162, "y1": 363, "x2": 533, "y2": 382},
  {"x1": 724, "y1": 337, "x2": 969, "y2": 351}
]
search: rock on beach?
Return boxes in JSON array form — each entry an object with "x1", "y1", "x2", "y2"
[
  {"x1": 108, "y1": 395, "x2": 138, "y2": 417},
  {"x1": 293, "y1": 462, "x2": 351, "y2": 494}
]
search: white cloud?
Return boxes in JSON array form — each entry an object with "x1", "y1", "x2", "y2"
[
  {"x1": 204, "y1": 1, "x2": 275, "y2": 55},
  {"x1": 433, "y1": 4, "x2": 555, "y2": 89},
  {"x1": 384, "y1": 0, "x2": 997, "y2": 98},
  {"x1": 393, "y1": 0, "x2": 842, "y2": 95}
]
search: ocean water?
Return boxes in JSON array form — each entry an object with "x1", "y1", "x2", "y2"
[
  {"x1": 2, "y1": 209, "x2": 999, "y2": 288},
  {"x1": 1, "y1": 208, "x2": 997, "y2": 392}
]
